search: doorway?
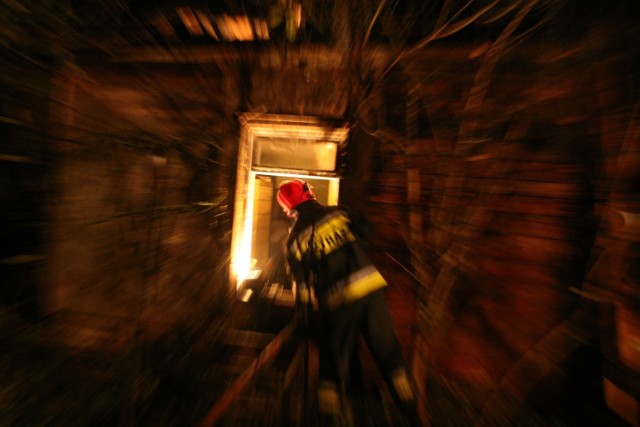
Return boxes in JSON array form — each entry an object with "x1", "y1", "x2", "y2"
[{"x1": 230, "y1": 114, "x2": 348, "y2": 304}]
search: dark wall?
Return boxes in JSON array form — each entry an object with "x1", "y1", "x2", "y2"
[
  {"x1": 374, "y1": 13, "x2": 639, "y2": 427},
  {"x1": 39, "y1": 63, "x2": 238, "y2": 347}
]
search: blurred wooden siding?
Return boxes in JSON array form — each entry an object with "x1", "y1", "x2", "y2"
[{"x1": 352, "y1": 30, "x2": 639, "y2": 425}]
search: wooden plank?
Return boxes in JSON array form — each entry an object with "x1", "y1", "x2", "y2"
[{"x1": 200, "y1": 323, "x2": 295, "y2": 427}]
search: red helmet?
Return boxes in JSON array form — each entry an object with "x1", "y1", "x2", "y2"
[{"x1": 277, "y1": 179, "x2": 316, "y2": 215}]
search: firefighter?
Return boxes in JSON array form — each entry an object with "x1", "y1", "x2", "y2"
[{"x1": 276, "y1": 179, "x2": 420, "y2": 425}]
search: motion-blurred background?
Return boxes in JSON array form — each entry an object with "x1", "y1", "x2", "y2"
[{"x1": 1, "y1": 1, "x2": 639, "y2": 426}]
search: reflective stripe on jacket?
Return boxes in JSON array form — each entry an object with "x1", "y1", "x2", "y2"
[{"x1": 285, "y1": 201, "x2": 387, "y2": 310}]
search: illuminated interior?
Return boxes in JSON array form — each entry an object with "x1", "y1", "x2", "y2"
[{"x1": 230, "y1": 115, "x2": 347, "y2": 304}]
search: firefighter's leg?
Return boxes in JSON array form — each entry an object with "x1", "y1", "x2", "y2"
[
  {"x1": 362, "y1": 290, "x2": 421, "y2": 425},
  {"x1": 317, "y1": 379, "x2": 341, "y2": 417},
  {"x1": 318, "y1": 302, "x2": 363, "y2": 423}
]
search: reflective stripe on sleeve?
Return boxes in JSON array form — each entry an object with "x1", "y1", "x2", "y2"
[{"x1": 325, "y1": 266, "x2": 387, "y2": 308}]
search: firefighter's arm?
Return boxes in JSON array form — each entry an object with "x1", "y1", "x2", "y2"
[
  {"x1": 286, "y1": 249, "x2": 308, "y2": 304},
  {"x1": 285, "y1": 251, "x2": 309, "y2": 326},
  {"x1": 295, "y1": 280, "x2": 310, "y2": 305}
]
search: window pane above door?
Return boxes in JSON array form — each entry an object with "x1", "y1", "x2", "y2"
[{"x1": 253, "y1": 137, "x2": 338, "y2": 171}]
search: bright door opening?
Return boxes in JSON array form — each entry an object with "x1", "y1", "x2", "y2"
[{"x1": 230, "y1": 114, "x2": 348, "y2": 305}]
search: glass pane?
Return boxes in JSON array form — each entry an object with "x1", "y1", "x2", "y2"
[{"x1": 253, "y1": 137, "x2": 338, "y2": 171}]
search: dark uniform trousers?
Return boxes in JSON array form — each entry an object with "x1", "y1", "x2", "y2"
[{"x1": 316, "y1": 289, "x2": 416, "y2": 416}]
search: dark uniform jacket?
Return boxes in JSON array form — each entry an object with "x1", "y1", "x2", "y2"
[{"x1": 285, "y1": 200, "x2": 387, "y2": 310}]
